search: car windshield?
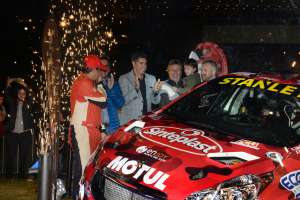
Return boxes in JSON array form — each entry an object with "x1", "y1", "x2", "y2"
[{"x1": 163, "y1": 75, "x2": 300, "y2": 147}]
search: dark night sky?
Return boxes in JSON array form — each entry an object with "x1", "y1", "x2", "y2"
[
  {"x1": 0, "y1": 0, "x2": 47, "y2": 77},
  {"x1": 0, "y1": 0, "x2": 300, "y2": 84}
]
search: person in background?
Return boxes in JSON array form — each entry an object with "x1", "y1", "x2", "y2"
[
  {"x1": 5, "y1": 78, "x2": 34, "y2": 179},
  {"x1": 181, "y1": 58, "x2": 201, "y2": 92},
  {"x1": 0, "y1": 93, "x2": 6, "y2": 174},
  {"x1": 200, "y1": 60, "x2": 218, "y2": 82},
  {"x1": 69, "y1": 54, "x2": 108, "y2": 199},
  {"x1": 0, "y1": 93, "x2": 6, "y2": 137},
  {"x1": 119, "y1": 51, "x2": 161, "y2": 125},
  {"x1": 99, "y1": 56, "x2": 125, "y2": 134}
]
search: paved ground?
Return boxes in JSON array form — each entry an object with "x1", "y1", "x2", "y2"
[{"x1": 0, "y1": 178, "x2": 37, "y2": 200}]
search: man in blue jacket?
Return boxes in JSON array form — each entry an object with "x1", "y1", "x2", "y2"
[{"x1": 100, "y1": 56, "x2": 125, "y2": 134}]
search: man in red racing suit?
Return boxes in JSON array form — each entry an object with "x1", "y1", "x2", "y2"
[{"x1": 70, "y1": 54, "x2": 108, "y2": 199}]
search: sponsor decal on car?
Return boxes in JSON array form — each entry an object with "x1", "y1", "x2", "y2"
[
  {"x1": 230, "y1": 139, "x2": 260, "y2": 150},
  {"x1": 106, "y1": 156, "x2": 170, "y2": 191},
  {"x1": 136, "y1": 146, "x2": 170, "y2": 161},
  {"x1": 218, "y1": 77, "x2": 300, "y2": 98},
  {"x1": 280, "y1": 170, "x2": 300, "y2": 199},
  {"x1": 139, "y1": 126, "x2": 222, "y2": 156}
]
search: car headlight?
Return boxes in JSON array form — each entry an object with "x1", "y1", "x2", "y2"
[{"x1": 186, "y1": 174, "x2": 261, "y2": 200}]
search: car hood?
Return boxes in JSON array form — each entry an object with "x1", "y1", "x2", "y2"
[{"x1": 96, "y1": 114, "x2": 289, "y2": 199}]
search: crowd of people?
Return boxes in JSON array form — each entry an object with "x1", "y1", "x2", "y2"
[
  {"x1": 0, "y1": 42, "x2": 227, "y2": 199},
  {"x1": 68, "y1": 48, "x2": 225, "y2": 198}
]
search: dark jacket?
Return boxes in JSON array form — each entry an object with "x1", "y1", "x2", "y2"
[
  {"x1": 180, "y1": 73, "x2": 202, "y2": 93},
  {"x1": 5, "y1": 87, "x2": 33, "y2": 132}
]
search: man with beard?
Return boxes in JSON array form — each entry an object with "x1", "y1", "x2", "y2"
[{"x1": 70, "y1": 54, "x2": 108, "y2": 199}]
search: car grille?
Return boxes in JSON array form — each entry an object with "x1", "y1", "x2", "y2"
[
  {"x1": 104, "y1": 179, "x2": 152, "y2": 200},
  {"x1": 91, "y1": 170, "x2": 165, "y2": 200}
]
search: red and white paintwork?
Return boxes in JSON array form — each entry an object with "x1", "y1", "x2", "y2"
[
  {"x1": 83, "y1": 73, "x2": 300, "y2": 200},
  {"x1": 70, "y1": 73, "x2": 106, "y2": 173}
]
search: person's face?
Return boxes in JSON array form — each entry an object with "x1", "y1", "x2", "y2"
[
  {"x1": 167, "y1": 64, "x2": 182, "y2": 82},
  {"x1": 100, "y1": 59, "x2": 110, "y2": 77},
  {"x1": 88, "y1": 68, "x2": 101, "y2": 81},
  {"x1": 184, "y1": 65, "x2": 196, "y2": 76},
  {"x1": 98, "y1": 69, "x2": 107, "y2": 81},
  {"x1": 18, "y1": 89, "x2": 26, "y2": 102},
  {"x1": 132, "y1": 58, "x2": 147, "y2": 76},
  {"x1": 201, "y1": 63, "x2": 216, "y2": 81}
]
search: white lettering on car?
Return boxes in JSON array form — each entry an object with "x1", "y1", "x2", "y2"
[
  {"x1": 136, "y1": 146, "x2": 170, "y2": 161},
  {"x1": 106, "y1": 156, "x2": 169, "y2": 191},
  {"x1": 140, "y1": 126, "x2": 222, "y2": 156}
]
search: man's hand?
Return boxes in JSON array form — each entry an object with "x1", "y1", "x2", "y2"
[
  {"x1": 16, "y1": 78, "x2": 27, "y2": 88},
  {"x1": 97, "y1": 75, "x2": 103, "y2": 83},
  {"x1": 153, "y1": 79, "x2": 162, "y2": 92},
  {"x1": 97, "y1": 83, "x2": 107, "y2": 97},
  {"x1": 7, "y1": 77, "x2": 16, "y2": 87}
]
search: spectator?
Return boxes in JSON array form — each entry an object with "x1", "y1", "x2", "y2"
[
  {"x1": 99, "y1": 56, "x2": 125, "y2": 134},
  {"x1": 119, "y1": 51, "x2": 161, "y2": 125},
  {"x1": 159, "y1": 59, "x2": 184, "y2": 107},
  {"x1": 200, "y1": 60, "x2": 218, "y2": 82},
  {"x1": 181, "y1": 58, "x2": 201, "y2": 92},
  {"x1": 5, "y1": 78, "x2": 34, "y2": 179},
  {"x1": 69, "y1": 55, "x2": 108, "y2": 199},
  {"x1": 0, "y1": 93, "x2": 5, "y2": 174},
  {"x1": 0, "y1": 93, "x2": 6, "y2": 137}
]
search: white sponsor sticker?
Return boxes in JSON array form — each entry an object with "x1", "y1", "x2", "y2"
[
  {"x1": 136, "y1": 146, "x2": 169, "y2": 161},
  {"x1": 139, "y1": 126, "x2": 223, "y2": 156},
  {"x1": 106, "y1": 156, "x2": 170, "y2": 191},
  {"x1": 280, "y1": 170, "x2": 300, "y2": 199},
  {"x1": 231, "y1": 139, "x2": 260, "y2": 150}
]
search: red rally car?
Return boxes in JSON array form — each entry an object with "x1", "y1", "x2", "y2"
[{"x1": 81, "y1": 72, "x2": 300, "y2": 200}]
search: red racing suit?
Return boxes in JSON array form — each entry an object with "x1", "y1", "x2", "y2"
[{"x1": 70, "y1": 73, "x2": 106, "y2": 173}]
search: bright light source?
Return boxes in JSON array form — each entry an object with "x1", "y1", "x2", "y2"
[
  {"x1": 291, "y1": 61, "x2": 297, "y2": 68},
  {"x1": 105, "y1": 31, "x2": 113, "y2": 38},
  {"x1": 59, "y1": 20, "x2": 67, "y2": 28},
  {"x1": 24, "y1": 27, "x2": 28, "y2": 30},
  {"x1": 69, "y1": 15, "x2": 74, "y2": 19}
]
